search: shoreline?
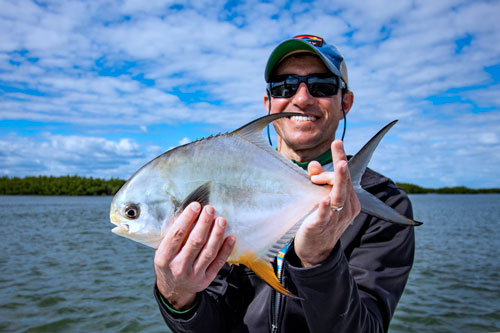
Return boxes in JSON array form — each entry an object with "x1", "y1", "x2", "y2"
[{"x1": 1, "y1": 176, "x2": 499, "y2": 195}]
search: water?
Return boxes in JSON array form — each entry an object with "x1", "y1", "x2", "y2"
[
  {"x1": 0, "y1": 196, "x2": 163, "y2": 332},
  {"x1": 0, "y1": 195, "x2": 499, "y2": 332},
  {"x1": 390, "y1": 194, "x2": 500, "y2": 332}
]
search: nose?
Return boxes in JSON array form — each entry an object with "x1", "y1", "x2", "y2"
[{"x1": 291, "y1": 82, "x2": 314, "y2": 108}]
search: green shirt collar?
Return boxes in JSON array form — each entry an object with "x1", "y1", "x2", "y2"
[{"x1": 291, "y1": 149, "x2": 332, "y2": 170}]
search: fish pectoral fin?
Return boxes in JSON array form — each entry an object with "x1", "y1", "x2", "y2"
[
  {"x1": 230, "y1": 252, "x2": 299, "y2": 299},
  {"x1": 179, "y1": 181, "x2": 212, "y2": 211}
]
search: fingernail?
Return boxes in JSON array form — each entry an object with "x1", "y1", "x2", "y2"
[
  {"x1": 190, "y1": 202, "x2": 201, "y2": 212},
  {"x1": 206, "y1": 205, "x2": 214, "y2": 214},
  {"x1": 217, "y1": 218, "x2": 226, "y2": 228},
  {"x1": 228, "y1": 237, "x2": 235, "y2": 246},
  {"x1": 311, "y1": 175, "x2": 318, "y2": 181}
]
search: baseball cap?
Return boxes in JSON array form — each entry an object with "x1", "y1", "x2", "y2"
[{"x1": 265, "y1": 35, "x2": 349, "y2": 89}]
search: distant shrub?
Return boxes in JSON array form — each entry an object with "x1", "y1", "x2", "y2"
[
  {"x1": 0, "y1": 176, "x2": 497, "y2": 196},
  {"x1": 0, "y1": 176, "x2": 125, "y2": 195},
  {"x1": 396, "y1": 182, "x2": 500, "y2": 194}
]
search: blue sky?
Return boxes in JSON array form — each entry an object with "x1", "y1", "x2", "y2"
[{"x1": 1, "y1": 0, "x2": 499, "y2": 188}]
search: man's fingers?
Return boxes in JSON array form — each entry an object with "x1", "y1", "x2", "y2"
[
  {"x1": 178, "y1": 205, "x2": 216, "y2": 266},
  {"x1": 157, "y1": 202, "x2": 201, "y2": 262},
  {"x1": 331, "y1": 139, "x2": 348, "y2": 163},
  {"x1": 347, "y1": 183, "x2": 362, "y2": 217},
  {"x1": 310, "y1": 171, "x2": 334, "y2": 185},
  {"x1": 307, "y1": 160, "x2": 324, "y2": 177},
  {"x1": 193, "y1": 216, "x2": 228, "y2": 272},
  {"x1": 329, "y1": 140, "x2": 350, "y2": 209},
  {"x1": 205, "y1": 235, "x2": 236, "y2": 281},
  {"x1": 313, "y1": 196, "x2": 333, "y2": 231},
  {"x1": 331, "y1": 159, "x2": 348, "y2": 210}
]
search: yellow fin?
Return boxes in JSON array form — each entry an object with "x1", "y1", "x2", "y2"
[{"x1": 229, "y1": 252, "x2": 298, "y2": 298}]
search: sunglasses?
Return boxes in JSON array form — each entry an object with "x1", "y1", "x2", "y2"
[{"x1": 267, "y1": 74, "x2": 345, "y2": 98}]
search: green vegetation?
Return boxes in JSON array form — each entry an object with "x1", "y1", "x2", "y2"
[
  {"x1": 0, "y1": 176, "x2": 125, "y2": 196},
  {"x1": 0, "y1": 176, "x2": 498, "y2": 195},
  {"x1": 396, "y1": 182, "x2": 500, "y2": 194}
]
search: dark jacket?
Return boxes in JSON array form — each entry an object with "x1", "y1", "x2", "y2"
[{"x1": 155, "y1": 168, "x2": 415, "y2": 332}]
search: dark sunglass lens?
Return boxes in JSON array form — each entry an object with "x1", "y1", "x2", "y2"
[
  {"x1": 310, "y1": 82, "x2": 337, "y2": 97},
  {"x1": 309, "y1": 76, "x2": 338, "y2": 97},
  {"x1": 270, "y1": 76, "x2": 298, "y2": 97}
]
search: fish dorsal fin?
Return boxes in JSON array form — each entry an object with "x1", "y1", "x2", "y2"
[
  {"x1": 348, "y1": 120, "x2": 398, "y2": 187},
  {"x1": 229, "y1": 252, "x2": 299, "y2": 299},
  {"x1": 179, "y1": 181, "x2": 212, "y2": 211},
  {"x1": 231, "y1": 112, "x2": 310, "y2": 179},
  {"x1": 231, "y1": 112, "x2": 301, "y2": 139}
]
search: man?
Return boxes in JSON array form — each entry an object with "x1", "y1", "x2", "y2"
[{"x1": 153, "y1": 35, "x2": 415, "y2": 332}]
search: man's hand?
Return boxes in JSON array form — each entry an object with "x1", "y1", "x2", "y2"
[
  {"x1": 294, "y1": 140, "x2": 361, "y2": 267},
  {"x1": 154, "y1": 202, "x2": 235, "y2": 310}
]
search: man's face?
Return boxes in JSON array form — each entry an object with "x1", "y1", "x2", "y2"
[{"x1": 265, "y1": 54, "x2": 351, "y2": 160}]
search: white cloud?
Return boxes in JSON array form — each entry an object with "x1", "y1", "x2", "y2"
[
  {"x1": 0, "y1": 133, "x2": 148, "y2": 178},
  {"x1": 0, "y1": 0, "x2": 499, "y2": 187}
]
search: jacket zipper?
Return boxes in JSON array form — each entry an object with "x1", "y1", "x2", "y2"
[
  {"x1": 271, "y1": 268, "x2": 283, "y2": 333},
  {"x1": 272, "y1": 288, "x2": 282, "y2": 333},
  {"x1": 271, "y1": 242, "x2": 290, "y2": 333}
]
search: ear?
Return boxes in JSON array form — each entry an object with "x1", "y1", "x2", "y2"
[
  {"x1": 264, "y1": 93, "x2": 270, "y2": 110},
  {"x1": 342, "y1": 90, "x2": 354, "y2": 116}
]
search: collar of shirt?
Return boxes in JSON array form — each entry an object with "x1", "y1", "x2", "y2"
[{"x1": 291, "y1": 149, "x2": 333, "y2": 170}]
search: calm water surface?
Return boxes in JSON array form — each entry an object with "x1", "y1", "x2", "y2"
[{"x1": 0, "y1": 194, "x2": 499, "y2": 332}]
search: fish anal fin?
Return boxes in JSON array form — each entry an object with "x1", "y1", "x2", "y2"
[
  {"x1": 229, "y1": 252, "x2": 299, "y2": 299},
  {"x1": 180, "y1": 181, "x2": 212, "y2": 211}
]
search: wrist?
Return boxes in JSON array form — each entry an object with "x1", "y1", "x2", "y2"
[
  {"x1": 159, "y1": 292, "x2": 198, "y2": 314},
  {"x1": 299, "y1": 252, "x2": 330, "y2": 267},
  {"x1": 163, "y1": 292, "x2": 197, "y2": 311},
  {"x1": 296, "y1": 243, "x2": 335, "y2": 268},
  {"x1": 156, "y1": 283, "x2": 197, "y2": 311},
  {"x1": 288, "y1": 242, "x2": 343, "y2": 272}
]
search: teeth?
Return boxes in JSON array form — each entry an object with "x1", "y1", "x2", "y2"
[{"x1": 290, "y1": 115, "x2": 318, "y2": 122}]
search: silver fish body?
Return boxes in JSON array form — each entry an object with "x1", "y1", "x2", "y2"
[{"x1": 110, "y1": 113, "x2": 422, "y2": 296}]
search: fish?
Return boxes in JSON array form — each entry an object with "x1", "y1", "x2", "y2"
[{"x1": 109, "y1": 112, "x2": 422, "y2": 297}]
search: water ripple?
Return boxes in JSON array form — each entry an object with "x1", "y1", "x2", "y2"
[{"x1": 0, "y1": 195, "x2": 499, "y2": 332}]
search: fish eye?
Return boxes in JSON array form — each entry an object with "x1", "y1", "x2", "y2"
[{"x1": 124, "y1": 204, "x2": 140, "y2": 219}]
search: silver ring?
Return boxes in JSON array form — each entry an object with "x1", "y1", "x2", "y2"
[{"x1": 331, "y1": 205, "x2": 344, "y2": 212}]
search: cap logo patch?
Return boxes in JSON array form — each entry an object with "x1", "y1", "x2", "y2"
[{"x1": 294, "y1": 34, "x2": 324, "y2": 47}]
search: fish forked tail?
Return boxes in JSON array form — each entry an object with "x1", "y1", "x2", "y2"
[{"x1": 348, "y1": 120, "x2": 423, "y2": 226}]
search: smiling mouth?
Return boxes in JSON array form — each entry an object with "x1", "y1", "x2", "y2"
[{"x1": 289, "y1": 114, "x2": 318, "y2": 122}]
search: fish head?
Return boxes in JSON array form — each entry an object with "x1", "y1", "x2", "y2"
[{"x1": 109, "y1": 169, "x2": 177, "y2": 249}]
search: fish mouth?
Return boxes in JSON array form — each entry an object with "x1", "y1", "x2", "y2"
[
  {"x1": 110, "y1": 211, "x2": 130, "y2": 234},
  {"x1": 112, "y1": 224, "x2": 130, "y2": 234}
]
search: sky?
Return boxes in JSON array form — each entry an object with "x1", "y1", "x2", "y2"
[{"x1": 1, "y1": 0, "x2": 499, "y2": 189}]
